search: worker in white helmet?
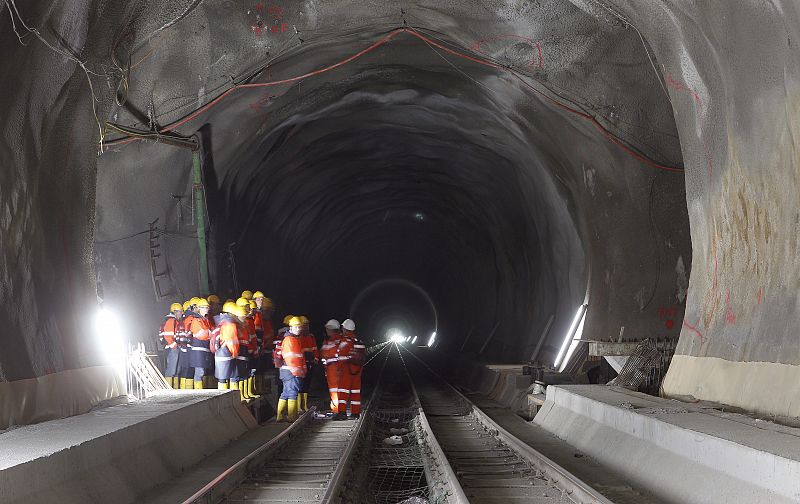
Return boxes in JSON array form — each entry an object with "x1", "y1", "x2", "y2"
[
  {"x1": 341, "y1": 319, "x2": 365, "y2": 419},
  {"x1": 320, "y1": 319, "x2": 345, "y2": 416}
]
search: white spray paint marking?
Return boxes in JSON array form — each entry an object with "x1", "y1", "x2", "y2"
[
  {"x1": 197, "y1": 86, "x2": 205, "y2": 108},
  {"x1": 675, "y1": 255, "x2": 688, "y2": 303}
]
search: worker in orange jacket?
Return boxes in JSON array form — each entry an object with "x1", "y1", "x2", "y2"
[
  {"x1": 320, "y1": 319, "x2": 346, "y2": 417},
  {"x1": 276, "y1": 316, "x2": 307, "y2": 422},
  {"x1": 233, "y1": 297, "x2": 257, "y2": 400},
  {"x1": 159, "y1": 302, "x2": 183, "y2": 388},
  {"x1": 214, "y1": 301, "x2": 241, "y2": 391},
  {"x1": 189, "y1": 298, "x2": 214, "y2": 389},
  {"x1": 342, "y1": 319, "x2": 365, "y2": 418},
  {"x1": 273, "y1": 314, "x2": 293, "y2": 395},
  {"x1": 298, "y1": 316, "x2": 318, "y2": 412},
  {"x1": 176, "y1": 298, "x2": 199, "y2": 389},
  {"x1": 253, "y1": 292, "x2": 275, "y2": 394}
]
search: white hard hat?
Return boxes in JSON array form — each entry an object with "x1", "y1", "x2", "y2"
[
  {"x1": 342, "y1": 319, "x2": 356, "y2": 331},
  {"x1": 325, "y1": 319, "x2": 341, "y2": 330}
]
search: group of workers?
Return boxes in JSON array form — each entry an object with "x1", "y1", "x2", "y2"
[{"x1": 158, "y1": 290, "x2": 365, "y2": 422}]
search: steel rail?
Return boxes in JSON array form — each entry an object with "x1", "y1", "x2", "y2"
[
  {"x1": 397, "y1": 344, "x2": 472, "y2": 504},
  {"x1": 399, "y1": 345, "x2": 615, "y2": 504},
  {"x1": 319, "y1": 341, "x2": 392, "y2": 504},
  {"x1": 180, "y1": 406, "x2": 317, "y2": 504}
]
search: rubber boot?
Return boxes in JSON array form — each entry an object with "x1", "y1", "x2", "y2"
[
  {"x1": 241, "y1": 379, "x2": 255, "y2": 400},
  {"x1": 304, "y1": 393, "x2": 310, "y2": 411},
  {"x1": 248, "y1": 377, "x2": 261, "y2": 399},
  {"x1": 194, "y1": 380, "x2": 203, "y2": 390},
  {"x1": 276, "y1": 399, "x2": 288, "y2": 422},
  {"x1": 180, "y1": 377, "x2": 189, "y2": 389},
  {"x1": 169, "y1": 377, "x2": 178, "y2": 388},
  {"x1": 218, "y1": 380, "x2": 227, "y2": 390},
  {"x1": 298, "y1": 393, "x2": 307, "y2": 412},
  {"x1": 287, "y1": 399, "x2": 298, "y2": 422}
]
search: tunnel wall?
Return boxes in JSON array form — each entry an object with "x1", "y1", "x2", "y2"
[
  {"x1": 595, "y1": 1, "x2": 800, "y2": 417},
  {"x1": 0, "y1": 1, "x2": 126, "y2": 429}
]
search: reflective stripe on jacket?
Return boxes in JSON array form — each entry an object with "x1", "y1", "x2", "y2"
[{"x1": 281, "y1": 334, "x2": 307, "y2": 377}]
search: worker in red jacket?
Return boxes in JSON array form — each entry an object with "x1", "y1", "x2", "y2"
[
  {"x1": 177, "y1": 298, "x2": 199, "y2": 389},
  {"x1": 214, "y1": 301, "x2": 241, "y2": 392},
  {"x1": 342, "y1": 319, "x2": 365, "y2": 418},
  {"x1": 159, "y1": 302, "x2": 183, "y2": 388},
  {"x1": 189, "y1": 298, "x2": 214, "y2": 389},
  {"x1": 320, "y1": 319, "x2": 345, "y2": 416},
  {"x1": 276, "y1": 317, "x2": 307, "y2": 422},
  {"x1": 233, "y1": 297, "x2": 257, "y2": 400}
]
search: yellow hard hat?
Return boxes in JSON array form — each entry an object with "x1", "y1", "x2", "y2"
[
  {"x1": 182, "y1": 300, "x2": 192, "y2": 311},
  {"x1": 249, "y1": 300, "x2": 257, "y2": 309},
  {"x1": 241, "y1": 290, "x2": 253, "y2": 300},
  {"x1": 231, "y1": 305, "x2": 247, "y2": 318},
  {"x1": 289, "y1": 316, "x2": 303, "y2": 327},
  {"x1": 300, "y1": 315, "x2": 310, "y2": 324},
  {"x1": 190, "y1": 296, "x2": 202, "y2": 305},
  {"x1": 253, "y1": 291, "x2": 265, "y2": 299},
  {"x1": 262, "y1": 297, "x2": 274, "y2": 308},
  {"x1": 207, "y1": 294, "x2": 220, "y2": 303},
  {"x1": 283, "y1": 315, "x2": 294, "y2": 325},
  {"x1": 169, "y1": 302, "x2": 183, "y2": 312},
  {"x1": 196, "y1": 298, "x2": 210, "y2": 308},
  {"x1": 236, "y1": 297, "x2": 250, "y2": 307},
  {"x1": 222, "y1": 301, "x2": 237, "y2": 314}
]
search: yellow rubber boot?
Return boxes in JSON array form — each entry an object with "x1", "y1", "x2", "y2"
[
  {"x1": 194, "y1": 380, "x2": 203, "y2": 389},
  {"x1": 248, "y1": 377, "x2": 260, "y2": 398},
  {"x1": 240, "y1": 379, "x2": 254, "y2": 400},
  {"x1": 180, "y1": 377, "x2": 188, "y2": 389},
  {"x1": 297, "y1": 393, "x2": 306, "y2": 412},
  {"x1": 287, "y1": 399, "x2": 298, "y2": 422},
  {"x1": 169, "y1": 377, "x2": 178, "y2": 388},
  {"x1": 303, "y1": 393, "x2": 310, "y2": 412},
  {"x1": 218, "y1": 380, "x2": 227, "y2": 390},
  {"x1": 276, "y1": 399, "x2": 288, "y2": 422}
]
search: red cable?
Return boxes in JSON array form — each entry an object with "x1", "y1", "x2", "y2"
[{"x1": 103, "y1": 27, "x2": 684, "y2": 173}]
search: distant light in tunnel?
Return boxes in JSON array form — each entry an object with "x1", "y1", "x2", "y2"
[
  {"x1": 427, "y1": 331, "x2": 437, "y2": 347},
  {"x1": 414, "y1": 212, "x2": 425, "y2": 221},
  {"x1": 412, "y1": 336, "x2": 418, "y2": 344},
  {"x1": 94, "y1": 307, "x2": 128, "y2": 383},
  {"x1": 553, "y1": 304, "x2": 589, "y2": 371},
  {"x1": 387, "y1": 328, "x2": 405, "y2": 343}
]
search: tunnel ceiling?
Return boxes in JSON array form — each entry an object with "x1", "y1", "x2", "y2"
[{"x1": 90, "y1": 0, "x2": 690, "y2": 363}]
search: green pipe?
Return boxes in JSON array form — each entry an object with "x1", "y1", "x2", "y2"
[{"x1": 192, "y1": 149, "x2": 210, "y2": 294}]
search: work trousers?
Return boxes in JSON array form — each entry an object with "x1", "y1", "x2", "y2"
[
  {"x1": 348, "y1": 367, "x2": 362, "y2": 415},
  {"x1": 279, "y1": 368, "x2": 302, "y2": 400}
]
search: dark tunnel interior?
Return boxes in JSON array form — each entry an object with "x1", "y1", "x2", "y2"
[{"x1": 94, "y1": 24, "x2": 690, "y2": 368}]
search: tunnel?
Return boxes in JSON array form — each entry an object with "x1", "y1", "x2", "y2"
[{"x1": 1, "y1": 1, "x2": 799, "y2": 503}]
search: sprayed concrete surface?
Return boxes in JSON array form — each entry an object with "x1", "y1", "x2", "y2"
[
  {"x1": 0, "y1": 0, "x2": 798, "y2": 427},
  {"x1": 0, "y1": 390, "x2": 257, "y2": 504},
  {"x1": 534, "y1": 385, "x2": 800, "y2": 503}
]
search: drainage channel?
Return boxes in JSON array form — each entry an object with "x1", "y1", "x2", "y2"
[
  {"x1": 341, "y1": 344, "x2": 464, "y2": 504},
  {"x1": 398, "y1": 345, "x2": 614, "y2": 504}
]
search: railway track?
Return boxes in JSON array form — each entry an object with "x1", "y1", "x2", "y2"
[
  {"x1": 397, "y1": 344, "x2": 613, "y2": 504},
  {"x1": 181, "y1": 342, "x2": 612, "y2": 504}
]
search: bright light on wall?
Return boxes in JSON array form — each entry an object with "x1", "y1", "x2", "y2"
[
  {"x1": 427, "y1": 331, "x2": 437, "y2": 347},
  {"x1": 411, "y1": 336, "x2": 418, "y2": 344},
  {"x1": 553, "y1": 304, "x2": 588, "y2": 371},
  {"x1": 94, "y1": 307, "x2": 128, "y2": 383}
]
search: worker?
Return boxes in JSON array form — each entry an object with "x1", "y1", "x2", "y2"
[
  {"x1": 241, "y1": 290, "x2": 253, "y2": 300},
  {"x1": 272, "y1": 314, "x2": 293, "y2": 395},
  {"x1": 234, "y1": 297, "x2": 257, "y2": 400},
  {"x1": 159, "y1": 302, "x2": 183, "y2": 388},
  {"x1": 253, "y1": 292, "x2": 275, "y2": 394},
  {"x1": 213, "y1": 301, "x2": 241, "y2": 392},
  {"x1": 275, "y1": 316, "x2": 307, "y2": 422},
  {"x1": 298, "y1": 316, "x2": 318, "y2": 413},
  {"x1": 176, "y1": 299, "x2": 198, "y2": 389},
  {"x1": 342, "y1": 319, "x2": 365, "y2": 418},
  {"x1": 320, "y1": 319, "x2": 345, "y2": 416},
  {"x1": 189, "y1": 298, "x2": 214, "y2": 389}
]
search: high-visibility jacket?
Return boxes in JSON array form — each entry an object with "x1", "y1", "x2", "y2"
[
  {"x1": 301, "y1": 333, "x2": 318, "y2": 363},
  {"x1": 159, "y1": 315, "x2": 180, "y2": 349},
  {"x1": 344, "y1": 331, "x2": 365, "y2": 370},
  {"x1": 281, "y1": 334, "x2": 307, "y2": 377},
  {"x1": 214, "y1": 314, "x2": 240, "y2": 380},
  {"x1": 176, "y1": 312, "x2": 195, "y2": 353},
  {"x1": 244, "y1": 315, "x2": 258, "y2": 356},
  {"x1": 189, "y1": 315, "x2": 214, "y2": 368}
]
